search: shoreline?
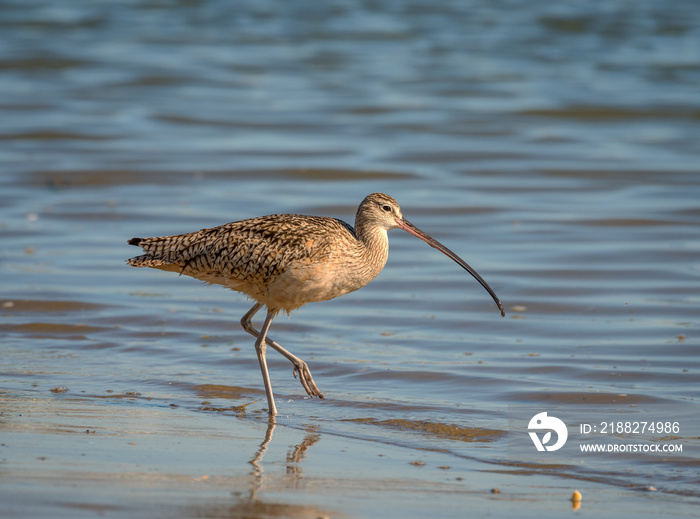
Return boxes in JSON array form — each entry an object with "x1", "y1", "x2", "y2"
[{"x1": 2, "y1": 389, "x2": 696, "y2": 518}]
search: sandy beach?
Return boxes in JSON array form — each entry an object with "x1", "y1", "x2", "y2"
[
  {"x1": 2, "y1": 0, "x2": 699, "y2": 516},
  {"x1": 4, "y1": 387, "x2": 694, "y2": 519}
]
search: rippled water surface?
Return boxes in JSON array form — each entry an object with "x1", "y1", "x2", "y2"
[{"x1": 2, "y1": 1, "x2": 699, "y2": 517}]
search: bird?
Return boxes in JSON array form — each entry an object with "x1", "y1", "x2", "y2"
[{"x1": 127, "y1": 193, "x2": 504, "y2": 416}]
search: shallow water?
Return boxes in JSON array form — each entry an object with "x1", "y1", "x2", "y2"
[{"x1": 2, "y1": 1, "x2": 699, "y2": 516}]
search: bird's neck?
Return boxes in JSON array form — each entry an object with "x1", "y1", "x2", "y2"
[{"x1": 354, "y1": 220, "x2": 390, "y2": 278}]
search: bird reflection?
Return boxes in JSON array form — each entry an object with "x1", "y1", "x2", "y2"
[
  {"x1": 248, "y1": 418, "x2": 321, "y2": 500},
  {"x1": 248, "y1": 418, "x2": 276, "y2": 501},
  {"x1": 286, "y1": 426, "x2": 321, "y2": 480}
]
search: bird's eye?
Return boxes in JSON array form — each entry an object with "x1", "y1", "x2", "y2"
[{"x1": 381, "y1": 204, "x2": 392, "y2": 212}]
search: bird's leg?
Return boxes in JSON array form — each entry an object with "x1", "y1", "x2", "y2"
[
  {"x1": 240, "y1": 304, "x2": 324, "y2": 400},
  {"x1": 241, "y1": 302, "x2": 264, "y2": 330},
  {"x1": 254, "y1": 309, "x2": 278, "y2": 416},
  {"x1": 264, "y1": 338, "x2": 324, "y2": 400}
]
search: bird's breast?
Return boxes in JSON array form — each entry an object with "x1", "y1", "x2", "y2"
[{"x1": 262, "y1": 252, "x2": 374, "y2": 310}]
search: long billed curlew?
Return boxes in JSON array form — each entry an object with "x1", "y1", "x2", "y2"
[{"x1": 127, "y1": 193, "x2": 504, "y2": 415}]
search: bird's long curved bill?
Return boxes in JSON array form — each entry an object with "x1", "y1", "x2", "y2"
[{"x1": 397, "y1": 218, "x2": 505, "y2": 317}]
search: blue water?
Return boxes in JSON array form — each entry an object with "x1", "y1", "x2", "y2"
[{"x1": 1, "y1": 1, "x2": 699, "y2": 516}]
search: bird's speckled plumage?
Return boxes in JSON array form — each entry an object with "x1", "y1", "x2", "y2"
[
  {"x1": 128, "y1": 193, "x2": 397, "y2": 314},
  {"x1": 127, "y1": 193, "x2": 503, "y2": 415}
]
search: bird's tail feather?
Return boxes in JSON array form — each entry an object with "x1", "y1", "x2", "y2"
[{"x1": 127, "y1": 232, "x2": 211, "y2": 273}]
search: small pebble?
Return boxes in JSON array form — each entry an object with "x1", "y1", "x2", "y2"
[{"x1": 571, "y1": 490, "x2": 582, "y2": 502}]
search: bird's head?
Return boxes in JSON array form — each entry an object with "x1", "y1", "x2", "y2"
[
  {"x1": 357, "y1": 193, "x2": 505, "y2": 317},
  {"x1": 356, "y1": 192, "x2": 404, "y2": 231}
]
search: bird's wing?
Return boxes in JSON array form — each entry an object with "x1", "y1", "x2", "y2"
[{"x1": 127, "y1": 215, "x2": 354, "y2": 281}]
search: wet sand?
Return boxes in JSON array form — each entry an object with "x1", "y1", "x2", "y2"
[
  {"x1": 2, "y1": 1, "x2": 700, "y2": 516},
  {"x1": 3, "y1": 389, "x2": 693, "y2": 519}
]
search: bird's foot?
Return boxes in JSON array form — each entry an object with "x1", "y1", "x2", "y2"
[{"x1": 292, "y1": 362, "x2": 324, "y2": 399}]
